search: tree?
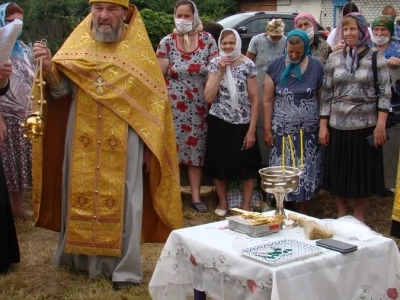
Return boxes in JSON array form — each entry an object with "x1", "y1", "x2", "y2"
[{"x1": 14, "y1": 0, "x2": 237, "y2": 51}]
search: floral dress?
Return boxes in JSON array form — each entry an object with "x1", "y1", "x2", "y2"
[
  {"x1": 157, "y1": 31, "x2": 218, "y2": 166},
  {"x1": 267, "y1": 55, "x2": 324, "y2": 202}
]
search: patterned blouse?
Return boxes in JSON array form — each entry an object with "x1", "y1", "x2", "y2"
[
  {"x1": 0, "y1": 41, "x2": 35, "y2": 119},
  {"x1": 207, "y1": 56, "x2": 257, "y2": 124},
  {"x1": 310, "y1": 37, "x2": 332, "y2": 65},
  {"x1": 321, "y1": 48, "x2": 391, "y2": 130}
]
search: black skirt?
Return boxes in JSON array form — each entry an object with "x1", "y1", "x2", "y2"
[
  {"x1": 204, "y1": 114, "x2": 261, "y2": 181},
  {"x1": 0, "y1": 154, "x2": 20, "y2": 273},
  {"x1": 323, "y1": 126, "x2": 385, "y2": 198},
  {"x1": 391, "y1": 220, "x2": 400, "y2": 239}
]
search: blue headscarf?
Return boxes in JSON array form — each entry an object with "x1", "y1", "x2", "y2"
[
  {"x1": 280, "y1": 29, "x2": 310, "y2": 85},
  {"x1": 0, "y1": 2, "x2": 24, "y2": 58}
]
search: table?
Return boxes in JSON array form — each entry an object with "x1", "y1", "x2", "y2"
[{"x1": 148, "y1": 212, "x2": 400, "y2": 300}]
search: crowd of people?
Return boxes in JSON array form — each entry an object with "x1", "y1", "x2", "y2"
[{"x1": 0, "y1": 0, "x2": 399, "y2": 292}]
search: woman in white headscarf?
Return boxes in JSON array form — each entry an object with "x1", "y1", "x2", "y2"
[
  {"x1": 157, "y1": 0, "x2": 218, "y2": 213},
  {"x1": 204, "y1": 29, "x2": 261, "y2": 216}
]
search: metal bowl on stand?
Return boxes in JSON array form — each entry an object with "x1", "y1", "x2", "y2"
[{"x1": 259, "y1": 166, "x2": 301, "y2": 229}]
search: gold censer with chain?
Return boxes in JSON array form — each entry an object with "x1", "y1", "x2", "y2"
[{"x1": 21, "y1": 40, "x2": 47, "y2": 141}]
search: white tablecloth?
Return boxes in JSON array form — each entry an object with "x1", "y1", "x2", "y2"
[{"x1": 149, "y1": 212, "x2": 400, "y2": 300}]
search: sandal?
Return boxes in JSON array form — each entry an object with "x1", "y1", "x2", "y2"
[{"x1": 190, "y1": 201, "x2": 208, "y2": 213}]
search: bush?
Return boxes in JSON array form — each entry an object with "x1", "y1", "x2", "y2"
[{"x1": 140, "y1": 9, "x2": 175, "y2": 50}]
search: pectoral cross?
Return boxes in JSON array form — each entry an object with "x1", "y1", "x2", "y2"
[{"x1": 94, "y1": 74, "x2": 107, "y2": 95}]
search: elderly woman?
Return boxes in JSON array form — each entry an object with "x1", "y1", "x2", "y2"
[
  {"x1": 371, "y1": 15, "x2": 400, "y2": 69},
  {"x1": 157, "y1": 0, "x2": 218, "y2": 213},
  {"x1": 246, "y1": 19, "x2": 286, "y2": 168},
  {"x1": 320, "y1": 13, "x2": 391, "y2": 222},
  {"x1": 0, "y1": 3, "x2": 35, "y2": 217},
  {"x1": 204, "y1": 29, "x2": 261, "y2": 216},
  {"x1": 0, "y1": 60, "x2": 20, "y2": 274},
  {"x1": 327, "y1": 2, "x2": 374, "y2": 52},
  {"x1": 294, "y1": 13, "x2": 332, "y2": 64},
  {"x1": 263, "y1": 29, "x2": 324, "y2": 214}
]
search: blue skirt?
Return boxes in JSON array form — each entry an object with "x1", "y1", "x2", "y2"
[{"x1": 269, "y1": 127, "x2": 322, "y2": 202}]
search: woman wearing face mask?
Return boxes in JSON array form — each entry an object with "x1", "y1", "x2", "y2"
[
  {"x1": 320, "y1": 13, "x2": 391, "y2": 222},
  {"x1": 371, "y1": 15, "x2": 400, "y2": 68},
  {"x1": 157, "y1": 0, "x2": 218, "y2": 213},
  {"x1": 263, "y1": 29, "x2": 324, "y2": 215},
  {"x1": 0, "y1": 3, "x2": 35, "y2": 218},
  {"x1": 245, "y1": 19, "x2": 286, "y2": 171},
  {"x1": 294, "y1": 13, "x2": 332, "y2": 64},
  {"x1": 204, "y1": 29, "x2": 261, "y2": 216}
]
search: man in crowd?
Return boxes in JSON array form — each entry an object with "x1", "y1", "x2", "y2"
[
  {"x1": 32, "y1": 0, "x2": 183, "y2": 291},
  {"x1": 382, "y1": 5, "x2": 400, "y2": 41}
]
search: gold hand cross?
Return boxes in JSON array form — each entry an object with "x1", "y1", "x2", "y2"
[{"x1": 94, "y1": 74, "x2": 107, "y2": 95}]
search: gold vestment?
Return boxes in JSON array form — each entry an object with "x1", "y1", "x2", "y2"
[
  {"x1": 32, "y1": 5, "x2": 183, "y2": 257},
  {"x1": 391, "y1": 150, "x2": 400, "y2": 224}
]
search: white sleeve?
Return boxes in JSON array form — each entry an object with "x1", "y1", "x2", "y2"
[{"x1": 326, "y1": 28, "x2": 337, "y2": 47}]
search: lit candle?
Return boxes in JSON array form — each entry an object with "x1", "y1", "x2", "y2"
[
  {"x1": 282, "y1": 136, "x2": 285, "y2": 172},
  {"x1": 300, "y1": 129, "x2": 304, "y2": 168},
  {"x1": 288, "y1": 135, "x2": 296, "y2": 168}
]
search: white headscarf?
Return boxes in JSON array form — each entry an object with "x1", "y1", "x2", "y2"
[{"x1": 218, "y1": 29, "x2": 242, "y2": 111}]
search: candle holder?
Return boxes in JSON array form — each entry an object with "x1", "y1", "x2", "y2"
[{"x1": 259, "y1": 166, "x2": 301, "y2": 230}]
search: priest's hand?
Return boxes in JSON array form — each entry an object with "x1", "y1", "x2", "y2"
[
  {"x1": 33, "y1": 41, "x2": 52, "y2": 72},
  {"x1": 143, "y1": 146, "x2": 150, "y2": 174},
  {"x1": 0, "y1": 115, "x2": 7, "y2": 147}
]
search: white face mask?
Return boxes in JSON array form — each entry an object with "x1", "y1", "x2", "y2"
[
  {"x1": 174, "y1": 18, "x2": 193, "y2": 34},
  {"x1": 304, "y1": 27, "x2": 314, "y2": 41},
  {"x1": 371, "y1": 34, "x2": 390, "y2": 46}
]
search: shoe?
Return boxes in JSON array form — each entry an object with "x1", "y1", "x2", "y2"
[
  {"x1": 190, "y1": 201, "x2": 208, "y2": 213},
  {"x1": 384, "y1": 188, "x2": 395, "y2": 197},
  {"x1": 112, "y1": 281, "x2": 140, "y2": 291},
  {"x1": 215, "y1": 206, "x2": 227, "y2": 217}
]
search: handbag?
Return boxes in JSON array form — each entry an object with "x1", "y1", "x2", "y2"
[
  {"x1": 226, "y1": 178, "x2": 261, "y2": 212},
  {"x1": 372, "y1": 51, "x2": 400, "y2": 128}
]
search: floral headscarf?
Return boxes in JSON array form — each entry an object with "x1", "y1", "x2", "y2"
[
  {"x1": 332, "y1": 2, "x2": 360, "y2": 47},
  {"x1": 266, "y1": 18, "x2": 285, "y2": 36},
  {"x1": 342, "y1": 13, "x2": 371, "y2": 76},
  {"x1": 294, "y1": 13, "x2": 317, "y2": 29},
  {"x1": 0, "y1": 2, "x2": 23, "y2": 58},
  {"x1": 372, "y1": 15, "x2": 395, "y2": 38},
  {"x1": 173, "y1": 0, "x2": 203, "y2": 52},
  {"x1": 280, "y1": 29, "x2": 310, "y2": 85}
]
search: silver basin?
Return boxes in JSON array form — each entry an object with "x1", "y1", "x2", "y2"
[
  {"x1": 259, "y1": 166, "x2": 301, "y2": 229},
  {"x1": 259, "y1": 166, "x2": 300, "y2": 194}
]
